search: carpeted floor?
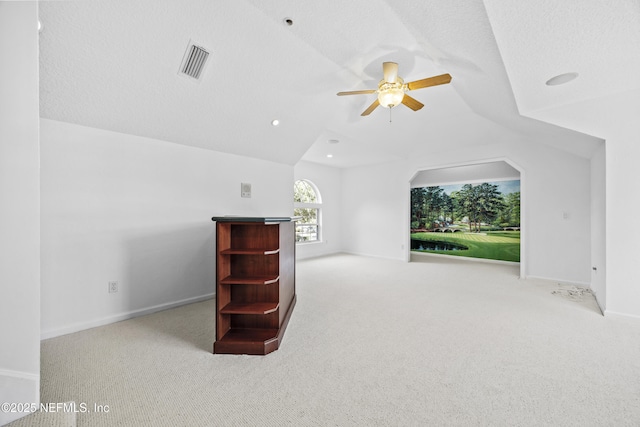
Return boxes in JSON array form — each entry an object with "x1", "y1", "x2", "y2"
[{"x1": 8, "y1": 254, "x2": 640, "y2": 426}]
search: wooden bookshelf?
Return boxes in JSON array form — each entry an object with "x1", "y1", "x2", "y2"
[{"x1": 211, "y1": 217, "x2": 297, "y2": 355}]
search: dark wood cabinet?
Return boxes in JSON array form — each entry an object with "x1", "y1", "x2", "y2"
[{"x1": 211, "y1": 217, "x2": 297, "y2": 355}]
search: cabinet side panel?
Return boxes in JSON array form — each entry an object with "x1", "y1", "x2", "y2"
[
  {"x1": 216, "y1": 223, "x2": 232, "y2": 341},
  {"x1": 279, "y1": 222, "x2": 296, "y2": 325},
  {"x1": 216, "y1": 286, "x2": 231, "y2": 340},
  {"x1": 217, "y1": 223, "x2": 232, "y2": 282},
  {"x1": 217, "y1": 223, "x2": 232, "y2": 254}
]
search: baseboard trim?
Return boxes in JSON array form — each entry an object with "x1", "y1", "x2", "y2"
[
  {"x1": 0, "y1": 368, "x2": 39, "y2": 382},
  {"x1": 603, "y1": 310, "x2": 640, "y2": 322},
  {"x1": 524, "y1": 274, "x2": 590, "y2": 288},
  {"x1": 592, "y1": 291, "x2": 605, "y2": 316},
  {"x1": 0, "y1": 370, "x2": 39, "y2": 426},
  {"x1": 411, "y1": 251, "x2": 520, "y2": 266},
  {"x1": 41, "y1": 293, "x2": 215, "y2": 340},
  {"x1": 341, "y1": 250, "x2": 405, "y2": 262},
  {"x1": 297, "y1": 251, "x2": 354, "y2": 261}
]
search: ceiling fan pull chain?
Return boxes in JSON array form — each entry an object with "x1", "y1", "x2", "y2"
[{"x1": 389, "y1": 107, "x2": 392, "y2": 123}]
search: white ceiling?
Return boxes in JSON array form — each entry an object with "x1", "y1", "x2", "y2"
[
  {"x1": 39, "y1": 0, "x2": 634, "y2": 169},
  {"x1": 484, "y1": 0, "x2": 640, "y2": 115}
]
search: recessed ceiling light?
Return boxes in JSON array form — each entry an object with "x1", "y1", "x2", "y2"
[
  {"x1": 271, "y1": 119, "x2": 280, "y2": 126},
  {"x1": 546, "y1": 72, "x2": 579, "y2": 86},
  {"x1": 326, "y1": 154, "x2": 333, "y2": 158},
  {"x1": 328, "y1": 139, "x2": 339, "y2": 144}
]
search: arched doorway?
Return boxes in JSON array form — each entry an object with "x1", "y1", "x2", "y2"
[{"x1": 407, "y1": 159, "x2": 525, "y2": 278}]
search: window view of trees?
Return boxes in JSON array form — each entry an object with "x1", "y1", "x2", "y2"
[
  {"x1": 410, "y1": 180, "x2": 520, "y2": 262},
  {"x1": 294, "y1": 180, "x2": 321, "y2": 242},
  {"x1": 411, "y1": 181, "x2": 520, "y2": 231},
  {"x1": 294, "y1": 180, "x2": 318, "y2": 204}
]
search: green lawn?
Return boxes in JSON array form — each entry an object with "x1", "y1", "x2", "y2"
[{"x1": 411, "y1": 231, "x2": 520, "y2": 262}]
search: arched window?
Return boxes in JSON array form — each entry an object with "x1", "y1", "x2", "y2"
[{"x1": 294, "y1": 179, "x2": 321, "y2": 243}]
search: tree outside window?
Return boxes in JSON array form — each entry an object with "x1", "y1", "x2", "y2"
[{"x1": 294, "y1": 180, "x2": 321, "y2": 242}]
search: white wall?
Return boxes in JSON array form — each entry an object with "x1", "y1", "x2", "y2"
[
  {"x1": 526, "y1": 89, "x2": 640, "y2": 318},
  {"x1": 40, "y1": 119, "x2": 293, "y2": 338},
  {"x1": 590, "y1": 144, "x2": 606, "y2": 311},
  {"x1": 0, "y1": 2, "x2": 41, "y2": 425},
  {"x1": 342, "y1": 161, "x2": 409, "y2": 260},
  {"x1": 342, "y1": 138, "x2": 592, "y2": 286},
  {"x1": 294, "y1": 161, "x2": 343, "y2": 259},
  {"x1": 589, "y1": 93, "x2": 640, "y2": 318},
  {"x1": 605, "y1": 124, "x2": 640, "y2": 318}
]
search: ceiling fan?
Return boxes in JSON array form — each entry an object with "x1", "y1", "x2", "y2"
[{"x1": 337, "y1": 62, "x2": 452, "y2": 116}]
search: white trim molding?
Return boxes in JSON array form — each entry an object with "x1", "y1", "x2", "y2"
[
  {"x1": 0, "y1": 369, "x2": 40, "y2": 425},
  {"x1": 41, "y1": 293, "x2": 214, "y2": 340},
  {"x1": 603, "y1": 310, "x2": 640, "y2": 322}
]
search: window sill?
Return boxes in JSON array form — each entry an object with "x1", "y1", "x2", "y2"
[{"x1": 296, "y1": 240, "x2": 323, "y2": 246}]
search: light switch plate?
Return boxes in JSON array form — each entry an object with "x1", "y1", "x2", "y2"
[{"x1": 241, "y1": 182, "x2": 251, "y2": 198}]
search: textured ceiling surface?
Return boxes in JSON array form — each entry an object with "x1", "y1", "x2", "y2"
[
  {"x1": 484, "y1": 0, "x2": 640, "y2": 114},
  {"x1": 39, "y1": 0, "x2": 618, "y2": 168}
]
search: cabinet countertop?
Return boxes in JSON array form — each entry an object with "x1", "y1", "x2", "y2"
[{"x1": 211, "y1": 216, "x2": 301, "y2": 223}]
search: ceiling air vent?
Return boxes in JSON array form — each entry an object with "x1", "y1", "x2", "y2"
[{"x1": 179, "y1": 42, "x2": 210, "y2": 81}]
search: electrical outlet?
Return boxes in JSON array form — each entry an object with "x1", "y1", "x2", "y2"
[{"x1": 108, "y1": 281, "x2": 118, "y2": 293}]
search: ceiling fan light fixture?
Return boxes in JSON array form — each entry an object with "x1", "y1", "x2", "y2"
[{"x1": 377, "y1": 78, "x2": 405, "y2": 108}]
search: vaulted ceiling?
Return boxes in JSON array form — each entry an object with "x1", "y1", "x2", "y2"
[{"x1": 39, "y1": 1, "x2": 638, "y2": 168}]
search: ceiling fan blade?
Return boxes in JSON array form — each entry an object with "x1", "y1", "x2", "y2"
[
  {"x1": 361, "y1": 99, "x2": 380, "y2": 116},
  {"x1": 406, "y1": 73, "x2": 452, "y2": 91},
  {"x1": 401, "y1": 94, "x2": 424, "y2": 111},
  {"x1": 383, "y1": 62, "x2": 399, "y2": 83},
  {"x1": 337, "y1": 89, "x2": 377, "y2": 96}
]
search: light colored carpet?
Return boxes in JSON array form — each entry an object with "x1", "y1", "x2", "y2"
[{"x1": 8, "y1": 253, "x2": 640, "y2": 426}]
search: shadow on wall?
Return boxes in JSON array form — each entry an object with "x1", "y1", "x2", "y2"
[{"x1": 123, "y1": 223, "x2": 215, "y2": 314}]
